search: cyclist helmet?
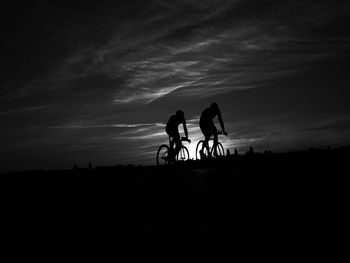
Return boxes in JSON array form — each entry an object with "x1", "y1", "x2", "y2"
[
  {"x1": 210, "y1": 102, "x2": 219, "y2": 111},
  {"x1": 176, "y1": 110, "x2": 184, "y2": 119}
]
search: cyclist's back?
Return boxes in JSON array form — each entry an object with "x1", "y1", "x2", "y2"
[
  {"x1": 166, "y1": 114, "x2": 182, "y2": 136},
  {"x1": 199, "y1": 102, "x2": 227, "y2": 139},
  {"x1": 165, "y1": 110, "x2": 189, "y2": 162},
  {"x1": 199, "y1": 102, "x2": 227, "y2": 157},
  {"x1": 200, "y1": 107, "x2": 217, "y2": 126}
]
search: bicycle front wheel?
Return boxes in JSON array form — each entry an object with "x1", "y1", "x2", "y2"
[
  {"x1": 176, "y1": 146, "x2": 189, "y2": 162},
  {"x1": 157, "y1": 144, "x2": 169, "y2": 166},
  {"x1": 212, "y1": 142, "x2": 225, "y2": 157}
]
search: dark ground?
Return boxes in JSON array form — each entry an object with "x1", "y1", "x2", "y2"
[{"x1": 2, "y1": 147, "x2": 348, "y2": 262}]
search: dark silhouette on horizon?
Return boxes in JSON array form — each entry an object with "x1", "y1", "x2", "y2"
[
  {"x1": 197, "y1": 102, "x2": 227, "y2": 158},
  {"x1": 156, "y1": 110, "x2": 191, "y2": 166},
  {"x1": 165, "y1": 110, "x2": 190, "y2": 163}
]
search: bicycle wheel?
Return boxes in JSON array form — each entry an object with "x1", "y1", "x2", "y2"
[
  {"x1": 196, "y1": 140, "x2": 209, "y2": 160},
  {"x1": 156, "y1": 144, "x2": 169, "y2": 166},
  {"x1": 176, "y1": 146, "x2": 189, "y2": 162},
  {"x1": 212, "y1": 142, "x2": 225, "y2": 157},
  {"x1": 195, "y1": 140, "x2": 204, "y2": 160}
]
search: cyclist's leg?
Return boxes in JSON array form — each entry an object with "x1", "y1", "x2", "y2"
[
  {"x1": 168, "y1": 137, "x2": 175, "y2": 160},
  {"x1": 203, "y1": 136, "x2": 210, "y2": 157},
  {"x1": 173, "y1": 131, "x2": 182, "y2": 159},
  {"x1": 167, "y1": 128, "x2": 181, "y2": 162},
  {"x1": 199, "y1": 121, "x2": 210, "y2": 158},
  {"x1": 166, "y1": 127, "x2": 174, "y2": 160},
  {"x1": 208, "y1": 123, "x2": 218, "y2": 156},
  {"x1": 213, "y1": 132, "x2": 219, "y2": 156},
  {"x1": 200, "y1": 122, "x2": 210, "y2": 156}
]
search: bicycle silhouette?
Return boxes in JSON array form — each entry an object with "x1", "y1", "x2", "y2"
[
  {"x1": 195, "y1": 130, "x2": 225, "y2": 160},
  {"x1": 156, "y1": 136, "x2": 191, "y2": 166}
]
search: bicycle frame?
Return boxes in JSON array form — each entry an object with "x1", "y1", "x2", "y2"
[
  {"x1": 156, "y1": 136, "x2": 190, "y2": 166},
  {"x1": 196, "y1": 131, "x2": 225, "y2": 160}
]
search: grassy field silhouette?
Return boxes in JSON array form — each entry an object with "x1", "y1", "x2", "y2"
[{"x1": 2, "y1": 146, "x2": 347, "y2": 261}]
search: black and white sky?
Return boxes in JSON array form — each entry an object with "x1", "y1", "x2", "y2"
[{"x1": 1, "y1": 0, "x2": 350, "y2": 171}]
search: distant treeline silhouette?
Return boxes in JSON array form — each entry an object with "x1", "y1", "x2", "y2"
[
  {"x1": 2, "y1": 145, "x2": 349, "y2": 175},
  {"x1": 64, "y1": 144, "x2": 350, "y2": 173}
]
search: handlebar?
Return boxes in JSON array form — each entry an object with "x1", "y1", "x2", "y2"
[{"x1": 217, "y1": 130, "x2": 228, "y2": 136}]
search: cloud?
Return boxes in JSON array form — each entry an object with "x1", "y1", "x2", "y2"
[
  {"x1": 9, "y1": 0, "x2": 349, "y2": 107},
  {"x1": 0, "y1": 105, "x2": 49, "y2": 115},
  {"x1": 44, "y1": 122, "x2": 165, "y2": 129},
  {"x1": 105, "y1": 1, "x2": 350, "y2": 104}
]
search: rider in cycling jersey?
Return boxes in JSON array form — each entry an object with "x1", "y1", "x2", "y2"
[
  {"x1": 199, "y1": 102, "x2": 227, "y2": 156},
  {"x1": 166, "y1": 110, "x2": 190, "y2": 162}
]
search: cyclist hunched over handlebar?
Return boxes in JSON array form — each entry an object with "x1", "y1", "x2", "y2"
[
  {"x1": 165, "y1": 110, "x2": 191, "y2": 163},
  {"x1": 199, "y1": 102, "x2": 227, "y2": 157}
]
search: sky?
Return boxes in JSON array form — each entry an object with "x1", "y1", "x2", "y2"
[{"x1": 1, "y1": 0, "x2": 350, "y2": 172}]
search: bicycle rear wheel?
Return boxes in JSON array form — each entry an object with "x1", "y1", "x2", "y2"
[
  {"x1": 156, "y1": 144, "x2": 169, "y2": 166},
  {"x1": 176, "y1": 146, "x2": 189, "y2": 162},
  {"x1": 196, "y1": 140, "x2": 209, "y2": 160},
  {"x1": 196, "y1": 140, "x2": 203, "y2": 160}
]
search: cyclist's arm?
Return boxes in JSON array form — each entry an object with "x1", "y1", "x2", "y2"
[{"x1": 217, "y1": 110, "x2": 226, "y2": 134}]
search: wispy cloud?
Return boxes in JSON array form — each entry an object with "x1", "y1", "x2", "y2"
[
  {"x1": 44, "y1": 122, "x2": 165, "y2": 129},
  {"x1": 0, "y1": 105, "x2": 49, "y2": 115},
  {"x1": 16, "y1": 0, "x2": 350, "y2": 105}
]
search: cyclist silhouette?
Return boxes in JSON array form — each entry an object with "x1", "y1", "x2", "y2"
[
  {"x1": 166, "y1": 110, "x2": 190, "y2": 162},
  {"x1": 199, "y1": 102, "x2": 227, "y2": 156}
]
